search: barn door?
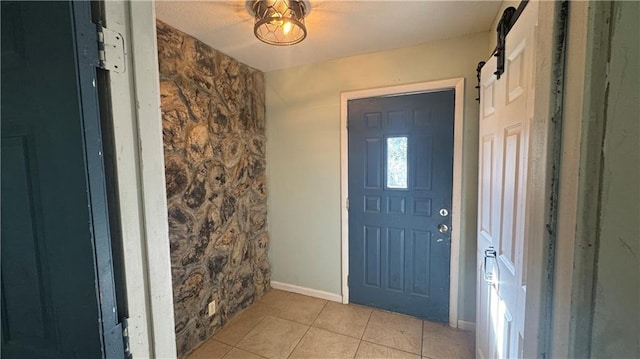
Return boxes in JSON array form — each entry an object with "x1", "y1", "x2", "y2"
[{"x1": 476, "y1": 3, "x2": 537, "y2": 358}]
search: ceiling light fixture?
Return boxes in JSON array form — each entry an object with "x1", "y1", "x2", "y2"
[{"x1": 249, "y1": 0, "x2": 309, "y2": 46}]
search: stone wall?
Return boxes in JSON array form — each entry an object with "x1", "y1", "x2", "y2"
[{"x1": 156, "y1": 20, "x2": 270, "y2": 357}]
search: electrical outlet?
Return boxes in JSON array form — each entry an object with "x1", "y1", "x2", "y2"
[{"x1": 207, "y1": 301, "x2": 216, "y2": 317}]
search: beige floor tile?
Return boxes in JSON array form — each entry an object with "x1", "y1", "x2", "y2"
[
  {"x1": 313, "y1": 302, "x2": 372, "y2": 339},
  {"x1": 355, "y1": 341, "x2": 421, "y2": 359},
  {"x1": 266, "y1": 291, "x2": 327, "y2": 325},
  {"x1": 362, "y1": 311, "x2": 423, "y2": 355},
  {"x1": 422, "y1": 320, "x2": 448, "y2": 333},
  {"x1": 422, "y1": 321, "x2": 474, "y2": 359},
  {"x1": 289, "y1": 327, "x2": 360, "y2": 359},
  {"x1": 236, "y1": 316, "x2": 309, "y2": 359},
  {"x1": 222, "y1": 347, "x2": 267, "y2": 359},
  {"x1": 213, "y1": 303, "x2": 271, "y2": 345},
  {"x1": 256, "y1": 289, "x2": 290, "y2": 307},
  {"x1": 186, "y1": 339, "x2": 232, "y2": 359},
  {"x1": 201, "y1": 290, "x2": 470, "y2": 359}
]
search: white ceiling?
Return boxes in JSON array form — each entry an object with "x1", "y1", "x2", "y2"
[{"x1": 155, "y1": 0, "x2": 502, "y2": 72}]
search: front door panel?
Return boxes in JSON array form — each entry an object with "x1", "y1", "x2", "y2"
[
  {"x1": 348, "y1": 91, "x2": 455, "y2": 322},
  {"x1": 1, "y1": 2, "x2": 125, "y2": 358}
]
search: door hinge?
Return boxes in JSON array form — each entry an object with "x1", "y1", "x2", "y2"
[
  {"x1": 122, "y1": 317, "x2": 132, "y2": 359},
  {"x1": 346, "y1": 197, "x2": 349, "y2": 211},
  {"x1": 97, "y1": 24, "x2": 126, "y2": 73},
  {"x1": 347, "y1": 275, "x2": 350, "y2": 286}
]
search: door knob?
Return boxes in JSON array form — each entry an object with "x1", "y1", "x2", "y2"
[{"x1": 437, "y1": 224, "x2": 449, "y2": 233}]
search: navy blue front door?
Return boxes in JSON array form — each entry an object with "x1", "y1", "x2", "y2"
[{"x1": 348, "y1": 90, "x2": 455, "y2": 322}]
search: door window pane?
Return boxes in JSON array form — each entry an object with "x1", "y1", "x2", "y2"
[{"x1": 387, "y1": 137, "x2": 408, "y2": 189}]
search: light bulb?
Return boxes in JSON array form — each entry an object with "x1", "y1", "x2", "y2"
[{"x1": 282, "y1": 21, "x2": 292, "y2": 35}]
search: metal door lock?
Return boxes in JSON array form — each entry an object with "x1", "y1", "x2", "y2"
[
  {"x1": 483, "y1": 248, "x2": 498, "y2": 283},
  {"x1": 439, "y1": 208, "x2": 449, "y2": 217}
]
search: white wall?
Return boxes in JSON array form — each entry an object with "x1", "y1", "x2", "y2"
[
  {"x1": 590, "y1": 1, "x2": 639, "y2": 357},
  {"x1": 552, "y1": 1, "x2": 639, "y2": 357},
  {"x1": 265, "y1": 31, "x2": 490, "y2": 323}
]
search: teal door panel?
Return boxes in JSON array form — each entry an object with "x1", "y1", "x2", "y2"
[
  {"x1": 348, "y1": 91, "x2": 455, "y2": 322},
  {"x1": 1, "y1": 1, "x2": 125, "y2": 358}
]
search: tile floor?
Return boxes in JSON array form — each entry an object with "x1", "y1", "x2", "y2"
[{"x1": 186, "y1": 290, "x2": 474, "y2": 359}]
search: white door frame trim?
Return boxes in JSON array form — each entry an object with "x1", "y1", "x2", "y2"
[
  {"x1": 102, "y1": 2, "x2": 177, "y2": 358},
  {"x1": 340, "y1": 78, "x2": 465, "y2": 328}
]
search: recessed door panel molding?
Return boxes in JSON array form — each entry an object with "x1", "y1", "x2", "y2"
[
  {"x1": 1, "y1": 135, "x2": 56, "y2": 349},
  {"x1": 413, "y1": 198, "x2": 433, "y2": 217},
  {"x1": 499, "y1": 308, "x2": 514, "y2": 358},
  {"x1": 365, "y1": 112, "x2": 382, "y2": 129},
  {"x1": 480, "y1": 135, "x2": 495, "y2": 237},
  {"x1": 364, "y1": 196, "x2": 382, "y2": 213},
  {"x1": 364, "y1": 226, "x2": 382, "y2": 287},
  {"x1": 476, "y1": 258, "x2": 491, "y2": 358},
  {"x1": 386, "y1": 227, "x2": 405, "y2": 292},
  {"x1": 413, "y1": 109, "x2": 432, "y2": 128},
  {"x1": 414, "y1": 136, "x2": 434, "y2": 190},
  {"x1": 411, "y1": 230, "x2": 431, "y2": 297},
  {"x1": 365, "y1": 137, "x2": 382, "y2": 189},
  {"x1": 482, "y1": 77, "x2": 496, "y2": 118},
  {"x1": 507, "y1": 40, "x2": 527, "y2": 103},
  {"x1": 387, "y1": 110, "x2": 408, "y2": 130},
  {"x1": 500, "y1": 125, "x2": 522, "y2": 272},
  {"x1": 521, "y1": 232, "x2": 529, "y2": 286},
  {"x1": 386, "y1": 196, "x2": 406, "y2": 215},
  {"x1": 1, "y1": 3, "x2": 26, "y2": 70}
]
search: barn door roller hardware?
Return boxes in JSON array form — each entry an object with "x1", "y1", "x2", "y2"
[
  {"x1": 476, "y1": 0, "x2": 529, "y2": 103},
  {"x1": 493, "y1": 0, "x2": 529, "y2": 79},
  {"x1": 494, "y1": 6, "x2": 516, "y2": 79},
  {"x1": 475, "y1": 61, "x2": 486, "y2": 103}
]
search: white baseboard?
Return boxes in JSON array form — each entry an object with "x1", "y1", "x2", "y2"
[
  {"x1": 270, "y1": 281, "x2": 342, "y2": 303},
  {"x1": 457, "y1": 320, "x2": 476, "y2": 332}
]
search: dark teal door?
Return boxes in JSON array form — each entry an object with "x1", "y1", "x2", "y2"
[
  {"x1": 1, "y1": 1, "x2": 126, "y2": 358},
  {"x1": 348, "y1": 91, "x2": 454, "y2": 322}
]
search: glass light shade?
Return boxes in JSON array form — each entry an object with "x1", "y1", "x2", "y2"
[{"x1": 251, "y1": 0, "x2": 307, "y2": 46}]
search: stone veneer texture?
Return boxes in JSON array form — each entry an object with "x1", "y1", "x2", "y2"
[{"x1": 156, "y1": 20, "x2": 270, "y2": 357}]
